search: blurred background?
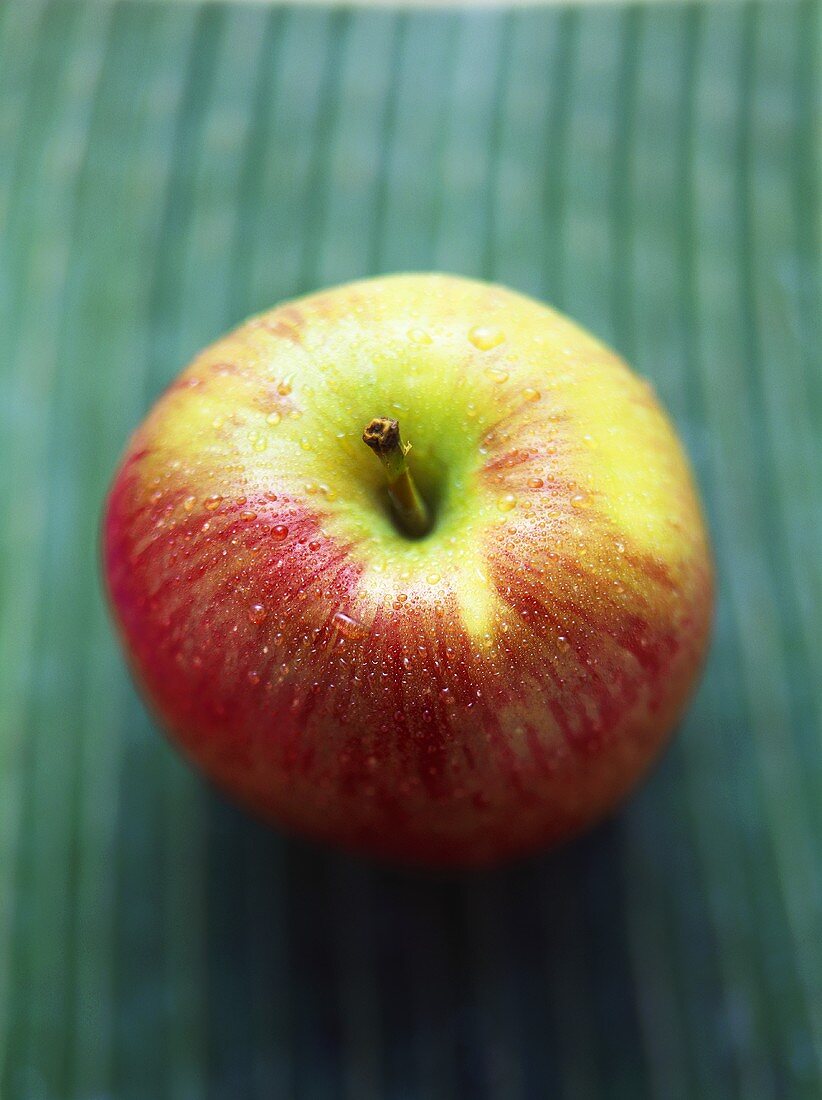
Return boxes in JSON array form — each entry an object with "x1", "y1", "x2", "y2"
[{"x1": 1, "y1": 0, "x2": 820, "y2": 1097}]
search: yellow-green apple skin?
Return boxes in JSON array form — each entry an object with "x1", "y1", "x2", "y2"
[{"x1": 103, "y1": 274, "x2": 713, "y2": 866}]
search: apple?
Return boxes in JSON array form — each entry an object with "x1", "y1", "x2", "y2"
[{"x1": 103, "y1": 274, "x2": 713, "y2": 866}]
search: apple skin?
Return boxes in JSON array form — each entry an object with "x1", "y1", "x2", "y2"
[{"x1": 103, "y1": 274, "x2": 713, "y2": 867}]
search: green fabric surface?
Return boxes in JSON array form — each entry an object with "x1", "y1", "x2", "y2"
[{"x1": 1, "y1": 1, "x2": 820, "y2": 1096}]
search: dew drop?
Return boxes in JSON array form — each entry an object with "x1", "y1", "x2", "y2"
[
  {"x1": 271, "y1": 525, "x2": 288, "y2": 541},
  {"x1": 240, "y1": 510, "x2": 258, "y2": 521},
  {"x1": 266, "y1": 411, "x2": 281, "y2": 426},
  {"x1": 408, "y1": 327, "x2": 432, "y2": 345},
  {"x1": 247, "y1": 670, "x2": 261, "y2": 686},
  {"x1": 253, "y1": 438, "x2": 267, "y2": 452},
  {"x1": 485, "y1": 368, "x2": 509, "y2": 384},
  {"x1": 308, "y1": 540, "x2": 322, "y2": 552},
  {"x1": 527, "y1": 478, "x2": 544, "y2": 489},
  {"x1": 204, "y1": 495, "x2": 222, "y2": 511},
  {"x1": 277, "y1": 381, "x2": 292, "y2": 396},
  {"x1": 183, "y1": 496, "x2": 196, "y2": 512},
  {"x1": 523, "y1": 387, "x2": 541, "y2": 401},
  {"x1": 333, "y1": 611, "x2": 366, "y2": 639},
  {"x1": 571, "y1": 493, "x2": 589, "y2": 509},
  {"x1": 469, "y1": 325, "x2": 505, "y2": 351},
  {"x1": 427, "y1": 573, "x2": 441, "y2": 585},
  {"x1": 497, "y1": 494, "x2": 517, "y2": 512},
  {"x1": 248, "y1": 603, "x2": 267, "y2": 625}
]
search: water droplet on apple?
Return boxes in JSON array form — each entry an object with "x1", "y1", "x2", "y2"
[
  {"x1": 468, "y1": 325, "x2": 505, "y2": 351},
  {"x1": 253, "y1": 438, "x2": 267, "y2": 452},
  {"x1": 571, "y1": 493, "x2": 589, "y2": 509},
  {"x1": 240, "y1": 510, "x2": 257, "y2": 521},
  {"x1": 485, "y1": 367, "x2": 509, "y2": 384},
  {"x1": 248, "y1": 603, "x2": 267, "y2": 625},
  {"x1": 333, "y1": 611, "x2": 366, "y2": 639},
  {"x1": 527, "y1": 478, "x2": 544, "y2": 489},
  {"x1": 247, "y1": 670, "x2": 261, "y2": 685},
  {"x1": 523, "y1": 387, "x2": 540, "y2": 401},
  {"x1": 204, "y1": 495, "x2": 222, "y2": 511},
  {"x1": 266, "y1": 411, "x2": 281, "y2": 426},
  {"x1": 277, "y1": 381, "x2": 292, "y2": 396},
  {"x1": 497, "y1": 494, "x2": 516, "y2": 512},
  {"x1": 183, "y1": 496, "x2": 196, "y2": 512},
  {"x1": 615, "y1": 541, "x2": 625, "y2": 554},
  {"x1": 308, "y1": 540, "x2": 321, "y2": 552},
  {"x1": 427, "y1": 573, "x2": 441, "y2": 585},
  {"x1": 408, "y1": 327, "x2": 432, "y2": 345},
  {"x1": 271, "y1": 525, "x2": 288, "y2": 541}
]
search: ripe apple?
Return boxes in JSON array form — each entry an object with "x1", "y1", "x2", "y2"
[{"x1": 103, "y1": 274, "x2": 713, "y2": 866}]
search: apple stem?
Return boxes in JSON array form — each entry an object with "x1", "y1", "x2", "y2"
[{"x1": 362, "y1": 417, "x2": 432, "y2": 538}]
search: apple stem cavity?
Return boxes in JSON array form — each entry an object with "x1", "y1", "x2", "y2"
[{"x1": 362, "y1": 417, "x2": 432, "y2": 539}]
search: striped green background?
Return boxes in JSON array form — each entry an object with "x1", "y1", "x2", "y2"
[{"x1": 1, "y1": 1, "x2": 820, "y2": 1097}]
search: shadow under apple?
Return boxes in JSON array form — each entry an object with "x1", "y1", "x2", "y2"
[{"x1": 202, "y1": 786, "x2": 648, "y2": 1099}]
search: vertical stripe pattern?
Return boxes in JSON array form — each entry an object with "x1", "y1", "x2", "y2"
[{"x1": 0, "y1": 3, "x2": 819, "y2": 1097}]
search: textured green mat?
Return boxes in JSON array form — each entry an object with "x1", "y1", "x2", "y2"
[{"x1": 1, "y1": 1, "x2": 821, "y2": 1097}]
